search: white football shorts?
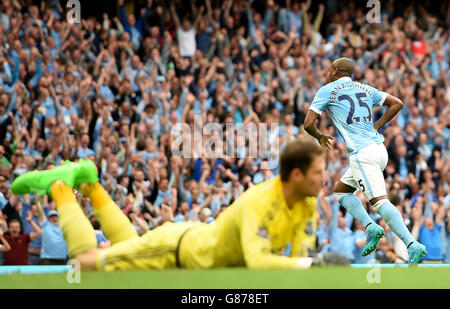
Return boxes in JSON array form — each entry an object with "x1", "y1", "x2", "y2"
[{"x1": 340, "y1": 142, "x2": 389, "y2": 202}]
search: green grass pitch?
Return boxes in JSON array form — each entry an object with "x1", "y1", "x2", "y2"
[{"x1": 1, "y1": 267, "x2": 450, "y2": 289}]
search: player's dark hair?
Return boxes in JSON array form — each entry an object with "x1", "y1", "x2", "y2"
[{"x1": 280, "y1": 138, "x2": 324, "y2": 181}]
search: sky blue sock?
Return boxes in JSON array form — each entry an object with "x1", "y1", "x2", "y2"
[
  {"x1": 338, "y1": 194, "x2": 373, "y2": 228},
  {"x1": 377, "y1": 201, "x2": 415, "y2": 248}
]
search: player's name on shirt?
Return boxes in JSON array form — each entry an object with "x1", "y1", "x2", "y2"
[{"x1": 328, "y1": 81, "x2": 373, "y2": 104}]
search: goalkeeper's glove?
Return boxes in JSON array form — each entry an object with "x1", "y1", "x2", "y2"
[{"x1": 308, "y1": 249, "x2": 352, "y2": 266}]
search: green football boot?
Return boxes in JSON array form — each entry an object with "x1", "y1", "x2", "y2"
[
  {"x1": 408, "y1": 242, "x2": 427, "y2": 264},
  {"x1": 361, "y1": 223, "x2": 385, "y2": 256},
  {"x1": 11, "y1": 159, "x2": 98, "y2": 196}
]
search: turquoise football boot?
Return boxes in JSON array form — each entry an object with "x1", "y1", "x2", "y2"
[
  {"x1": 408, "y1": 242, "x2": 427, "y2": 264},
  {"x1": 361, "y1": 223, "x2": 385, "y2": 256}
]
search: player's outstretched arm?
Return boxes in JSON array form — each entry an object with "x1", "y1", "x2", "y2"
[
  {"x1": 238, "y1": 194, "x2": 314, "y2": 269},
  {"x1": 373, "y1": 94, "x2": 403, "y2": 132},
  {"x1": 304, "y1": 110, "x2": 334, "y2": 151}
]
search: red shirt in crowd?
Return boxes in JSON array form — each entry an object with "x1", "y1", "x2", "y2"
[
  {"x1": 3, "y1": 234, "x2": 31, "y2": 265},
  {"x1": 412, "y1": 40, "x2": 426, "y2": 56}
]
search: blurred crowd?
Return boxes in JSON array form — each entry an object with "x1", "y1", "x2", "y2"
[{"x1": 0, "y1": 0, "x2": 448, "y2": 266}]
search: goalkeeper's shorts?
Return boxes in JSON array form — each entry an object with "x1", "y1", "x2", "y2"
[{"x1": 96, "y1": 221, "x2": 202, "y2": 271}]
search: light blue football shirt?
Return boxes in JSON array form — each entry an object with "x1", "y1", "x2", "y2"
[
  {"x1": 309, "y1": 77, "x2": 388, "y2": 154},
  {"x1": 41, "y1": 220, "x2": 68, "y2": 259}
]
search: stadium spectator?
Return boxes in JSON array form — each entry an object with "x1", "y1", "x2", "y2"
[
  {"x1": 445, "y1": 206, "x2": 450, "y2": 263},
  {"x1": 327, "y1": 202, "x2": 356, "y2": 261},
  {"x1": 198, "y1": 206, "x2": 214, "y2": 223},
  {"x1": 22, "y1": 200, "x2": 43, "y2": 265},
  {"x1": 89, "y1": 213, "x2": 112, "y2": 248},
  {"x1": 411, "y1": 196, "x2": 446, "y2": 262},
  {"x1": 0, "y1": 176, "x2": 8, "y2": 210},
  {"x1": 129, "y1": 210, "x2": 150, "y2": 235},
  {"x1": 0, "y1": 221, "x2": 11, "y2": 264},
  {"x1": 39, "y1": 207, "x2": 69, "y2": 265},
  {"x1": 3, "y1": 211, "x2": 42, "y2": 265},
  {"x1": 170, "y1": 1, "x2": 198, "y2": 58},
  {"x1": 174, "y1": 200, "x2": 191, "y2": 223},
  {"x1": 375, "y1": 237, "x2": 396, "y2": 263},
  {"x1": 315, "y1": 189, "x2": 332, "y2": 254}
]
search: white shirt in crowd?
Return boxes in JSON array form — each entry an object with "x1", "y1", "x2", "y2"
[{"x1": 177, "y1": 26, "x2": 196, "y2": 58}]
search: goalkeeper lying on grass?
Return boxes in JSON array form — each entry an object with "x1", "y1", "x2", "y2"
[{"x1": 11, "y1": 138, "x2": 349, "y2": 271}]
